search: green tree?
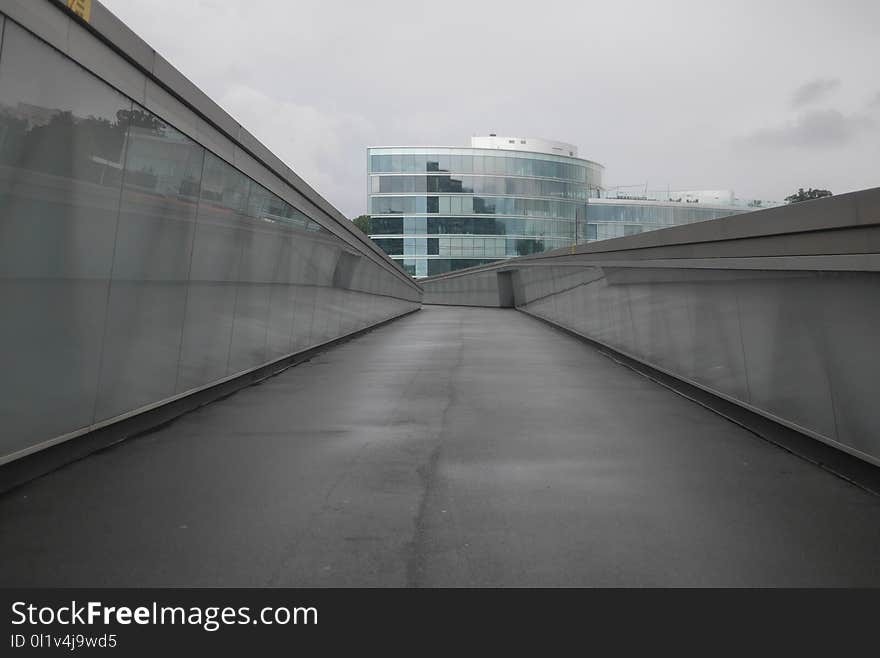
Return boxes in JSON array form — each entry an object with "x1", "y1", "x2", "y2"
[
  {"x1": 784, "y1": 187, "x2": 832, "y2": 204},
  {"x1": 352, "y1": 214, "x2": 371, "y2": 234}
]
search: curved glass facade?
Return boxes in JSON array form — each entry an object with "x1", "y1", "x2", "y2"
[{"x1": 368, "y1": 146, "x2": 603, "y2": 277}]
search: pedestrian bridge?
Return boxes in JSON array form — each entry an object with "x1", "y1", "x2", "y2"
[{"x1": 0, "y1": 0, "x2": 879, "y2": 586}]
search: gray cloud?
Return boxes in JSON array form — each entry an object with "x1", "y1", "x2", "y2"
[
  {"x1": 217, "y1": 84, "x2": 378, "y2": 212},
  {"x1": 791, "y1": 78, "x2": 841, "y2": 108},
  {"x1": 742, "y1": 109, "x2": 874, "y2": 149},
  {"x1": 100, "y1": 0, "x2": 880, "y2": 211},
  {"x1": 869, "y1": 90, "x2": 880, "y2": 108}
]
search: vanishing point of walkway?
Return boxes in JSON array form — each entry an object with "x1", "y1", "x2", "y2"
[{"x1": 1, "y1": 306, "x2": 878, "y2": 586}]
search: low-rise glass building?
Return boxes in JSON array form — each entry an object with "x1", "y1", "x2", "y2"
[
  {"x1": 586, "y1": 197, "x2": 746, "y2": 240},
  {"x1": 585, "y1": 187, "x2": 780, "y2": 240},
  {"x1": 368, "y1": 136, "x2": 603, "y2": 277}
]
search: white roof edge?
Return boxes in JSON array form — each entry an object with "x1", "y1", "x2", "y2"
[{"x1": 366, "y1": 145, "x2": 605, "y2": 169}]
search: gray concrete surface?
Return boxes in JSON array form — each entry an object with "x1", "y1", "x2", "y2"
[
  {"x1": 1, "y1": 306, "x2": 879, "y2": 587},
  {"x1": 420, "y1": 191, "x2": 880, "y2": 467}
]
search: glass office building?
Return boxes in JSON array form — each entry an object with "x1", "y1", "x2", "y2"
[
  {"x1": 367, "y1": 137, "x2": 769, "y2": 277},
  {"x1": 368, "y1": 136, "x2": 603, "y2": 277}
]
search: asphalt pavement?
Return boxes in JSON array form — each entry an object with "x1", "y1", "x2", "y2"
[{"x1": 1, "y1": 306, "x2": 878, "y2": 586}]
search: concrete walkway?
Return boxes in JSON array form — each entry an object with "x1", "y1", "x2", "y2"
[{"x1": 1, "y1": 306, "x2": 878, "y2": 586}]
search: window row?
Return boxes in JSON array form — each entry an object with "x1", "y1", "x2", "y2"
[
  {"x1": 371, "y1": 175, "x2": 588, "y2": 200},
  {"x1": 371, "y1": 195, "x2": 585, "y2": 219},
  {"x1": 374, "y1": 237, "x2": 570, "y2": 258},
  {"x1": 369, "y1": 153, "x2": 594, "y2": 183},
  {"x1": 586, "y1": 223, "x2": 650, "y2": 240},
  {"x1": 369, "y1": 216, "x2": 577, "y2": 239},
  {"x1": 587, "y1": 203, "x2": 741, "y2": 224},
  {"x1": 399, "y1": 258, "x2": 501, "y2": 277}
]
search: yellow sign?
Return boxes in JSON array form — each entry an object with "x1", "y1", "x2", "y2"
[{"x1": 66, "y1": 0, "x2": 92, "y2": 22}]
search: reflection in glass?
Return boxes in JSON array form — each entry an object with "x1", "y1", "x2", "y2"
[
  {"x1": 95, "y1": 106, "x2": 206, "y2": 420},
  {"x1": 0, "y1": 21, "x2": 420, "y2": 462},
  {"x1": 0, "y1": 21, "x2": 132, "y2": 445}
]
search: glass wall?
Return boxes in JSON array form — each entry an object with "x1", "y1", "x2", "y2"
[
  {"x1": 368, "y1": 147, "x2": 599, "y2": 276},
  {"x1": 369, "y1": 152, "x2": 600, "y2": 183},
  {"x1": 0, "y1": 17, "x2": 420, "y2": 463},
  {"x1": 371, "y1": 195, "x2": 582, "y2": 219},
  {"x1": 586, "y1": 200, "x2": 749, "y2": 241},
  {"x1": 372, "y1": 175, "x2": 588, "y2": 200}
]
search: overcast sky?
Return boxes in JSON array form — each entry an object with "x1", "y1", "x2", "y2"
[{"x1": 103, "y1": 0, "x2": 879, "y2": 217}]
